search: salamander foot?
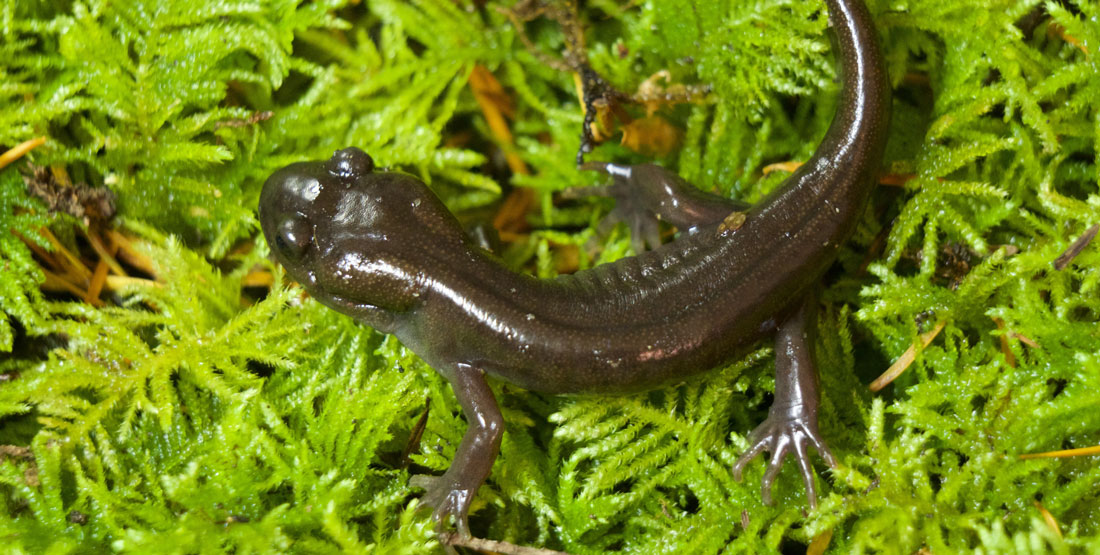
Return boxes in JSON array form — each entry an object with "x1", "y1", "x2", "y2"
[
  {"x1": 565, "y1": 160, "x2": 750, "y2": 252},
  {"x1": 410, "y1": 473, "x2": 475, "y2": 538},
  {"x1": 565, "y1": 161, "x2": 664, "y2": 252},
  {"x1": 731, "y1": 412, "x2": 837, "y2": 509}
]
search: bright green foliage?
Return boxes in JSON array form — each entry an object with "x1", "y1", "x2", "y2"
[
  {"x1": 2, "y1": 0, "x2": 1100, "y2": 553},
  {"x1": 0, "y1": 171, "x2": 55, "y2": 352},
  {"x1": 0, "y1": 225, "x2": 439, "y2": 552}
]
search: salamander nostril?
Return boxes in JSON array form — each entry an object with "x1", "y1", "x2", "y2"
[{"x1": 326, "y1": 147, "x2": 374, "y2": 178}]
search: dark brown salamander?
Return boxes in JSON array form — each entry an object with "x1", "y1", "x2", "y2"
[{"x1": 258, "y1": 0, "x2": 889, "y2": 536}]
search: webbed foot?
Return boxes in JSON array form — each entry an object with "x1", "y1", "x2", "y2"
[{"x1": 731, "y1": 411, "x2": 837, "y2": 509}]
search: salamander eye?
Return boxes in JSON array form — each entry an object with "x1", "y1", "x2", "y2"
[
  {"x1": 326, "y1": 147, "x2": 374, "y2": 178},
  {"x1": 274, "y1": 216, "x2": 313, "y2": 259}
]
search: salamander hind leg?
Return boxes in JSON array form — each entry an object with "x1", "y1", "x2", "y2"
[
  {"x1": 410, "y1": 363, "x2": 503, "y2": 538},
  {"x1": 731, "y1": 299, "x2": 838, "y2": 509},
  {"x1": 566, "y1": 161, "x2": 749, "y2": 252}
]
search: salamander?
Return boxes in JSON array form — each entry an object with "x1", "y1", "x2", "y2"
[{"x1": 258, "y1": 0, "x2": 889, "y2": 536}]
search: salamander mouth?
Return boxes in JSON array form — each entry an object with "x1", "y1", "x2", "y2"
[
  {"x1": 303, "y1": 284, "x2": 368, "y2": 315},
  {"x1": 278, "y1": 263, "x2": 363, "y2": 319},
  {"x1": 288, "y1": 274, "x2": 350, "y2": 312},
  {"x1": 314, "y1": 291, "x2": 361, "y2": 313},
  {"x1": 309, "y1": 290, "x2": 397, "y2": 333},
  {"x1": 277, "y1": 263, "x2": 318, "y2": 291}
]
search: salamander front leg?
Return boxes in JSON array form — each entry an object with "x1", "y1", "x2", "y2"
[
  {"x1": 567, "y1": 162, "x2": 749, "y2": 251},
  {"x1": 731, "y1": 299, "x2": 838, "y2": 509},
  {"x1": 411, "y1": 363, "x2": 503, "y2": 537}
]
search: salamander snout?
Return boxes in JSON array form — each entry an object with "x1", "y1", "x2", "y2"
[
  {"x1": 259, "y1": 166, "x2": 319, "y2": 278},
  {"x1": 259, "y1": 148, "x2": 374, "y2": 267}
]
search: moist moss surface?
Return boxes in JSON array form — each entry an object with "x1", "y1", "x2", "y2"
[{"x1": 1, "y1": 0, "x2": 1099, "y2": 552}]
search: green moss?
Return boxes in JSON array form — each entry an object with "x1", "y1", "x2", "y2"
[{"x1": 2, "y1": 0, "x2": 1099, "y2": 552}]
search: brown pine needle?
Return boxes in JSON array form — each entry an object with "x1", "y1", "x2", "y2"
[
  {"x1": 469, "y1": 64, "x2": 528, "y2": 177},
  {"x1": 1020, "y1": 444, "x2": 1100, "y2": 460},
  {"x1": 1049, "y1": 23, "x2": 1089, "y2": 56},
  {"x1": 106, "y1": 230, "x2": 155, "y2": 276},
  {"x1": 762, "y1": 161, "x2": 803, "y2": 175},
  {"x1": 39, "y1": 227, "x2": 92, "y2": 282},
  {"x1": 84, "y1": 229, "x2": 128, "y2": 277},
  {"x1": 1033, "y1": 500, "x2": 1063, "y2": 539},
  {"x1": 1010, "y1": 331, "x2": 1041, "y2": 349},
  {"x1": 468, "y1": 64, "x2": 535, "y2": 236},
  {"x1": 493, "y1": 188, "x2": 534, "y2": 236},
  {"x1": 41, "y1": 269, "x2": 100, "y2": 306},
  {"x1": 879, "y1": 173, "x2": 916, "y2": 187},
  {"x1": 991, "y1": 317, "x2": 1016, "y2": 368},
  {"x1": 14, "y1": 230, "x2": 60, "y2": 270},
  {"x1": 870, "y1": 320, "x2": 946, "y2": 392},
  {"x1": 85, "y1": 259, "x2": 110, "y2": 304},
  {"x1": 105, "y1": 275, "x2": 160, "y2": 290},
  {"x1": 572, "y1": 72, "x2": 586, "y2": 116},
  {"x1": 807, "y1": 529, "x2": 834, "y2": 555},
  {"x1": 0, "y1": 136, "x2": 46, "y2": 170}
]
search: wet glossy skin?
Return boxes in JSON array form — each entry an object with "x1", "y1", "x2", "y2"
[{"x1": 259, "y1": 0, "x2": 889, "y2": 537}]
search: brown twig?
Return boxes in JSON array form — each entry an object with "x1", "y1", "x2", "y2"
[
  {"x1": 213, "y1": 111, "x2": 273, "y2": 129},
  {"x1": 401, "y1": 398, "x2": 431, "y2": 469},
  {"x1": 496, "y1": 3, "x2": 572, "y2": 72},
  {"x1": 1053, "y1": 223, "x2": 1098, "y2": 270}
]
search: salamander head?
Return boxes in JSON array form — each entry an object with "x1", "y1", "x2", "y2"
[{"x1": 259, "y1": 147, "x2": 467, "y2": 318}]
